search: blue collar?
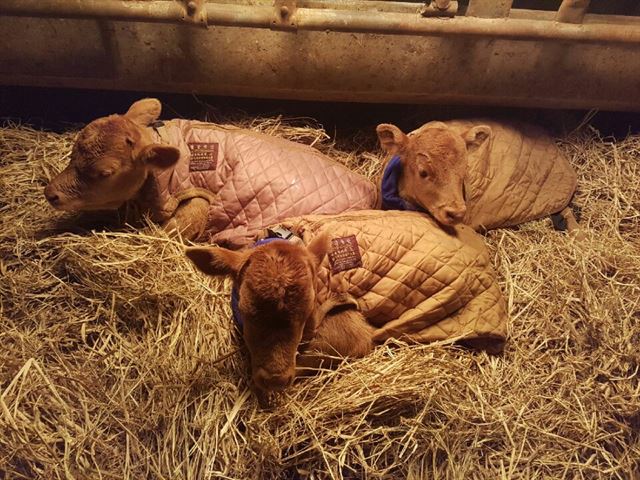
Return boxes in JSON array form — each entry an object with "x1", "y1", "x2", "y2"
[
  {"x1": 380, "y1": 155, "x2": 426, "y2": 213},
  {"x1": 230, "y1": 237, "x2": 286, "y2": 329}
]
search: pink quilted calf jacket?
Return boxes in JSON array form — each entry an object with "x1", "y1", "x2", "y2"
[{"x1": 140, "y1": 120, "x2": 378, "y2": 248}]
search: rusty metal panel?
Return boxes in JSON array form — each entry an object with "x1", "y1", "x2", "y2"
[
  {"x1": 0, "y1": 2, "x2": 640, "y2": 111},
  {"x1": 0, "y1": 17, "x2": 638, "y2": 111}
]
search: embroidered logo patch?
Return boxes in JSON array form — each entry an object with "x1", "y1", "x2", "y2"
[
  {"x1": 329, "y1": 235, "x2": 362, "y2": 273},
  {"x1": 187, "y1": 142, "x2": 218, "y2": 172}
]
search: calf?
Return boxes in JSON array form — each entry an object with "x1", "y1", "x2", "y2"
[
  {"x1": 45, "y1": 98, "x2": 377, "y2": 247},
  {"x1": 187, "y1": 210, "x2": 508, "y2": 397},
  {"x1": 377, "y1": 120, "x2": 579, "y2": 232},
  {"x1": 186, "y1": 235, "x2": 374, "y2": 395}
]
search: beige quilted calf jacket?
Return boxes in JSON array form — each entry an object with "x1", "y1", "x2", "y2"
[
  {"x1": 276, "y1": 210, "x2": 508, "y2": 352},
  {"x1": 426, "y1": 120, "x2": 576, "y2": 231},
  {"x1": 140, "y1": 120, "x2": 378, "y2": 248}
]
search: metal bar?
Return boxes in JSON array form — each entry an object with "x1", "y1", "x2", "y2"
[
  {"x1": 466, "y1": 0, "x2": 513, "y2": 18},
  {"x1": 0, "y1": 0, "x2": 190, "y2": 23},
  {"x1": 295, "y1": 8, "x2": 640, "y2": 44},
  {"x1": 301, "y1": 1, "x2": 420, "y2": 14},
  {"x1": 1, "y1": 0, "x2": 640, "y2": 44},
  {"x1": 509, "y1": 9, "x2": 638, "y2": 26},
  {"x1": 556, "y1": 0, "x2": 591, "y2": 24}
]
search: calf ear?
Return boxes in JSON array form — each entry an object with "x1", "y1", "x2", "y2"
[
  {"x1": 139, "y1": 144, "x2": 180, "y2": 169},
  {"x1": 124, "y1": 98, "x2": 162, "y2": 126},
  {"x1": 376, "y1": 124, "x2": 409, "y2": 155},
  {"x1": 186, "y1": 247, "x2": 248, "y2": 277},
  {"x1": 463, "y1": 125, "x2": 492, "y2": 154},
  {"x1": 307, "y1": 232, "x2": 331, "y2": 265}
]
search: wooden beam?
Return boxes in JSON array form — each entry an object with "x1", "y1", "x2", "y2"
[{"x1": 466, "y1": 0, "x2": 513, "y2": 18}]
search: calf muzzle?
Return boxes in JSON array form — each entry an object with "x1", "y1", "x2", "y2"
[
  {"x1": 441, "y1": 205, "x2": 467, "y2": 225},
  {"x1": 44, "y1": 184, "x2": 62, "y2": 207},
  {"x1": 253, "y1": 366, "x2": 295, "y2": 391}
]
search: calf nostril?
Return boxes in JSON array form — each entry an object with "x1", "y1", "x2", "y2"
[
  {"x1": 443, "y1": 207, "x2": 466, "y2": 224},
  {"x1": 45, "y1": 191, "x2": 60, "y2": 205}
]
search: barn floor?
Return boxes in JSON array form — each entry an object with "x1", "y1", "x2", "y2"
[{"x1": 0, "y1": 110, "x2": 639, "y2": 479}]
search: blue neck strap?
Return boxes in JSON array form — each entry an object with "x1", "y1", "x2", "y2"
[
  {"x1": 230, "y1": 237, "x2": 286, "y2": 329},
  {"x1": 380, "y1": 155, "x2": 426, "y2": 213}
]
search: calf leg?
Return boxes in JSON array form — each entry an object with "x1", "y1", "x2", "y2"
[
  {"x1": 551, "y1": 206, "x2": 584, "y2": 240},
  {"x1": 163, "y1": 197, "x2": 210, "y2": 241},
  {"x1": 296, "y1": 307, "x2": 375, "y2": 376}
]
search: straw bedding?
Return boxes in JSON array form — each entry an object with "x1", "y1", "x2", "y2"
[{"x1": 1, "y1": 116, "x2": 638, "y2": 479}]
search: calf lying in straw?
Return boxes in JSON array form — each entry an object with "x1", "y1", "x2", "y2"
[
  {"x1": 377, "y1": 119, "x2": 580, "y2": 233},
  {"x1": 187, "y1": 210, "x2": 508, "y2": 398},
  {"x1": 44, "y1": 98, "x2": 377, "y2": 247},
  {"x1": 188, "y1": 234, "x2": 374, "y2": 393}
]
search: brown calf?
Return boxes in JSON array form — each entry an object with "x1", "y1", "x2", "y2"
[
  {"x1": 186, "y1": 236, "x2": 374, "y2": 395},
  {"x1": 44, "y1": 99, "x2": 210, "y2": 239}
]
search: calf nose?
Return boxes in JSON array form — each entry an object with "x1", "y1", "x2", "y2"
[
  {"x1": 442, "y1": 205, "x2": 467, "y2": 224},
  {"x1": 44, "y1": 185, "x2": 60, "y2": 206},
  {"x1": 254, "y1": 367, "x2": 294, "y2": 391}
]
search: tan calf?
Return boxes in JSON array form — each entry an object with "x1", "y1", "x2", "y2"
[
  {"x1": 377, "y1": 121, "x2": 489, "y2": 226},
  {"x1": 377, "y1": 120, "x2": 579, "y2": 233},
  {"x1": 186, "y1": 236, "x2": 374, "y2": 395}
]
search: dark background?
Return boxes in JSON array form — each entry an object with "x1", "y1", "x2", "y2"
[{"x1": 1, "y1": 85, "x2": 639, "y2": 141}]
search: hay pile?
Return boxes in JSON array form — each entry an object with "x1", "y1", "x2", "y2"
[{"x1": 1, "y1": 116, "x2": 638, "y2": 479}]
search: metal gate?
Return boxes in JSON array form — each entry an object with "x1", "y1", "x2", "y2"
[{"x1": 1, "y1": 0, "x2": 639, "y2": 110}]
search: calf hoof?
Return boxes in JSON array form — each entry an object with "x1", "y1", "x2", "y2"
[{"x1": 551, "y1": 206, "x2": 584, "y2": 240}]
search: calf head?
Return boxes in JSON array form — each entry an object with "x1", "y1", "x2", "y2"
[
  {"x1": 44, "y1": 99, "x2": 180, "y2": 211},
  {"x1": 376, "y1": 121, "x2": 491, "y2": 226},
  {"x1": 186, "y1": 234, "x2": 330, "y2": 392}
]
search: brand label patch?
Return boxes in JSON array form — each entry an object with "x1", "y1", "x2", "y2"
[
  {"x1": 329, "y1": 235, "x2": 362, "y2": 273},
  {"x1": 188, "y1": 142, "x2": 218, "y2": 172}
]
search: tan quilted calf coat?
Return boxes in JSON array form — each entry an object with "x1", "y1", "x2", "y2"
[
  {"x1": 277, "y1": 210, "x2": 508, "y2": 352},
  {"x1": 140, "y1": 120, "x2": 378, "y2": 247},
  {"x1": 436, "y1": 119, "x2": 577, "y2": 231}
]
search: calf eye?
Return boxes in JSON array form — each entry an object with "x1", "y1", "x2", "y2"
[
  {"x1": 99, "y1": 170, "x2": 114, "y2": 178},
  {"x1": 419, "y1": 170, "x2": 429, "y2": 179}
]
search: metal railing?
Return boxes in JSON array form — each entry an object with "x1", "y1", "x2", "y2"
[{"x1": 0, "y1": 0, "x2": 639, "y2": 44}]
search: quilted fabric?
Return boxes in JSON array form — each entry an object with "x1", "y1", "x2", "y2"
[
  {"x1": 275, "y1": 210, "x2": 508, "y2": 352},
  {"x1": 441, "y1": 119, "x2": 577, "y2": 231},
  {"x1": 141, "y1": 120, "x2": 378, "y2": 248}
]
